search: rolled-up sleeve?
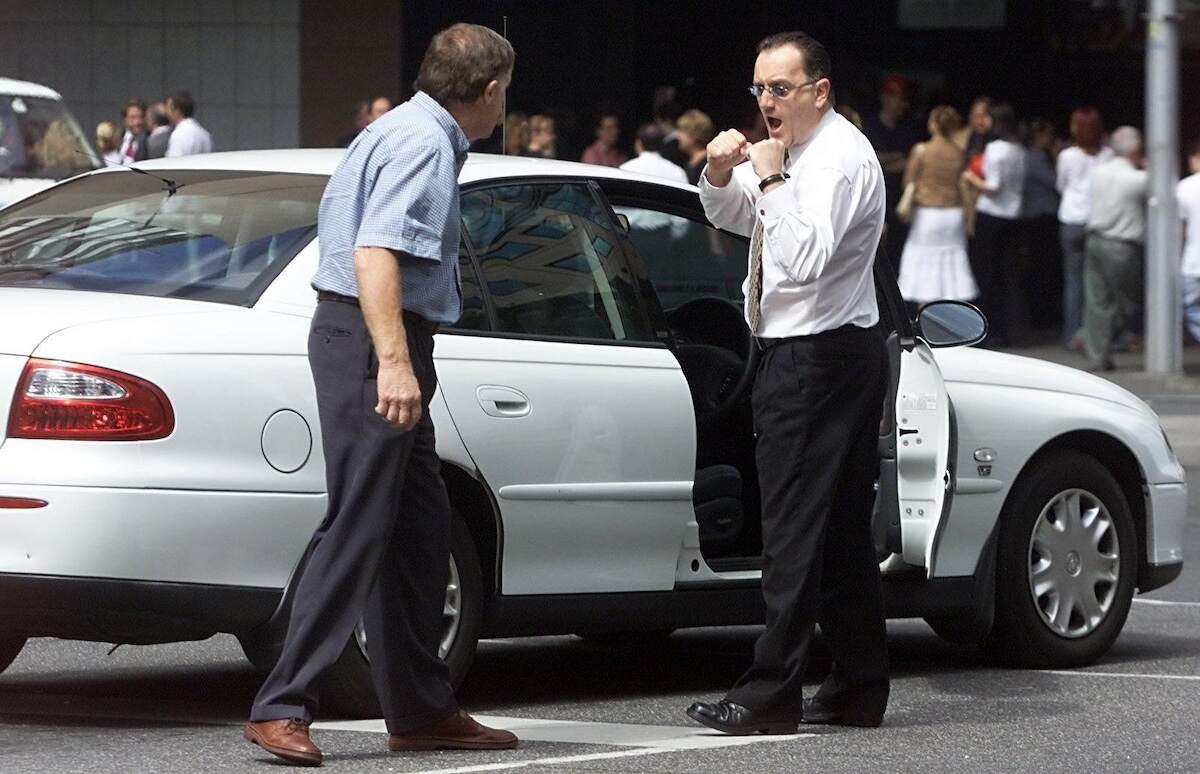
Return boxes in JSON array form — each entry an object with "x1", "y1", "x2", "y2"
[
  {"x1": 698, "y1": 165, "x2": 755, "y2": 237},
  {"x1": 757, "y1": 166, "x2": 853, "y2": 285},
  {"x1": 355, "y1": 145, "x2": 455, "y2": 261}
]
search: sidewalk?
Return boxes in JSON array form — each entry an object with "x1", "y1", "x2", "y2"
[{"x1": 997, "y1": 340, "x2": 1200, "y2": 399}]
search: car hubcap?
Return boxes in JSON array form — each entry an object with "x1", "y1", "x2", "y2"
[
  {"x1": 1027, "y1": 488, "x2": 1120, "y2": 639},
  {"x1": 354, "y1": 554, "x2": 462, "y2": 661}
]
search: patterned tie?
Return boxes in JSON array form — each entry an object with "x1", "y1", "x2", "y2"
[{"x1": 747, "y1": 219, "x2": 765, "y2": 334}]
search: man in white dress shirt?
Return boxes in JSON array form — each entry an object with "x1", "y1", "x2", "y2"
[
  {"x1": 686, "y1": 30, "x2": 890, "y2": 735},
  {"x1": 620, "y1": 123, "x2": 688, "y2": 183},
  {"x1": 164, "y1": 91, "x2": 213, "y2": 158},
  {"x1": 1179, "y1": 138, "x2": 1200, "y2": 344},
  {"x1": 117, "y1": 99, "x2": 149, "y2": 165},
  {"x1": 1080, "y1": 126, "x2": 1147, "y2": 371}
]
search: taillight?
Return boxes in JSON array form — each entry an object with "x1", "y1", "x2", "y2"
[{"x1": 8, "y1": 359, "x2": 174, "y2": 441}]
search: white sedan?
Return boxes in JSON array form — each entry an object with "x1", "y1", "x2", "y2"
[{"x1": 0, "y1": 151, "x2": 1186, "y2": 715}]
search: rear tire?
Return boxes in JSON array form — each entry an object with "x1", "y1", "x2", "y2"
[
  {"x1": 0, "y1": 637, "x2": 26, "y2": 674},
  {"x1": 985, "y1": 450, "x2": 1136, "y2": 668}
]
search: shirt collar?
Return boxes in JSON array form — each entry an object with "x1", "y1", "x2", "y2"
[{"x1": 413, "y1": 91, "x2": 471, "y2": 162}]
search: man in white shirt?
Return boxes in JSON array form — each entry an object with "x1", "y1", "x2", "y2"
[
  {"x1": 1056, "y1": 108, "x2": 1112, "y2": 347},
  {"x1": 164, "y1": 91, "x2": 213, "y2": 158},
  {"x1": 1081, "y1": 126, "x2": 1148, "y2": 371},
  {"x1": 686, "y1": 30, "x2": 889, "y2": 736},
  {"x1": 1179, "y1": 138, "x2": 1200, "y2": 344},
  {"x1": 620, "y1": 123, "x2": 688, "y2": 183}
]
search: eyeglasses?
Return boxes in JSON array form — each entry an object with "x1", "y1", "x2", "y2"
[{"x1": 748, "y1": 78, "x2": 822, "y2": 99}]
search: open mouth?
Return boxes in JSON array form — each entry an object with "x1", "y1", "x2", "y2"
[{"x1": 766, "y1": 117, "x2": 783, "y2": 131}]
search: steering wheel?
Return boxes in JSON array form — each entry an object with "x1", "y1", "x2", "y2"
[{"x1": 666, "y1": 297, "x2": 760, "y2": 419}]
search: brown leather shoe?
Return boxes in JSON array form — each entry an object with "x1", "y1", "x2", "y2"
[
  {"x1": 244, "y1": 718, "x2": 323, "y2": 767},
  {"x1": 388, "y1": 710, "x2": 518, "y2": 751}
]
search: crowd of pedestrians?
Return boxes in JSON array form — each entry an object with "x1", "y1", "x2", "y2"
[
  {"x1": 93, "y1": 91, "x2": 212, "y2": 165},
  {"x1": 495, "y1": 74, "x2": 1197, "y2": 358}
]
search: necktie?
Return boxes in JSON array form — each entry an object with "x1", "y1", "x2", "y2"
[
  {"x1": 747, "y1": 219, "x2": 764, "y2": 334},
  {"x1": 747, "y1": 151, "x2": 788, "y2": 334},
  {"x1": 124, "y1": 135, "x2": 135, "y2": 160}
]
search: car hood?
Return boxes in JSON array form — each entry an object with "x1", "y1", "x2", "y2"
[
  {"x1": 0, "y1": 288, "x2": 216, "y2": 356},
  {"x1": 933, "y1": 346, "x2": 1148, "y2": 412}
]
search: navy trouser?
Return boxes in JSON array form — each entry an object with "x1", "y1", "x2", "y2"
[
  {"x1": 250, "y1": 299, "x2": 456, "y2": 733},
  {"x1": 726, "y1": 324, "x2": 890, "y2": 716}
]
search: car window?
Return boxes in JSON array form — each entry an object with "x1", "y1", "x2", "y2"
[
  {"x1": 460, "y1": 182, "x2": 656, "y2": 343},
  {"x1": 454, "y1": 243, "x2": 490, "y2": 331},
  {"x1": 612, "y1": 205, "x2": 746, "y2": 311},
  {"x1": 0, "y1": 170, "x2": 322, "y2": 306},
  {"x1": 0, "y1": 94, "x2": 101, "y2": 179}
]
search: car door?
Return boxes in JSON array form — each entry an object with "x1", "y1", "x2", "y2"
[{"x1": 435, "y1": 179, "x2": 697, "y2": 596}]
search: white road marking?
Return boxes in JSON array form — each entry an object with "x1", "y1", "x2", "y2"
[
  {"x1": 1039, "y1": 670, "x2": 1200, "y2": 682},
  {"x1": 314, "y1": 714, "x2": 810, "y2": 750},
  {"x1": 405, "y1": 747, "x2": 705, "y2": 773},
  {"x1": 1133, "y1": 598, "x2": 1200, "y2": 608}
]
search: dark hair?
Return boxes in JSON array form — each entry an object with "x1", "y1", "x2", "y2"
[
  {"x1": 121, "y1": 98, "x2": 146, "y2": 118},
  {"x1": 1189, "y1": 136, "x2": 1200, "y2": 158},
  {"x1": 989, "y1": 102, "x2": 1017, "y2": 141},
  {"x1": 169, "y1": 91, "x2": 195, "y2": 118},
  {"x1": 148, "y1": 106, "x2": 169, "y2": 129},
  {"x1": 653, "y1": 99, "x2": 682, "y2": 124},
  {"x1": 756, "y1": 30, "x2": 831, "y2": 83},
  {"x1": 414, "y1": 23, "x2": 515, "y2": 106},
  {"x1": 636, "y1": 122, "x2": 664, "y2": 152}
]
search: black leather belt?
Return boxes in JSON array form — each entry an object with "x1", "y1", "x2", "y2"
[
  {"x1": 316, "y1": 290, "x2": 440, "y2": 336},
  {"x1": 754, "y1": 324, "x2": 873, "y2": 351}
]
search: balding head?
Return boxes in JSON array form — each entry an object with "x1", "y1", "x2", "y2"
[
  {"x1": 413, "y1": 23, "x2": 515, "y2": 108},
  {"x1": 1109, "y1": 126, "x2": 1143, "y2": 159}
]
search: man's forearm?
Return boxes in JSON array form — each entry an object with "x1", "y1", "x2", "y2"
[{"x1": 353, "y1": 246, "x2": 409, "y2": 367}]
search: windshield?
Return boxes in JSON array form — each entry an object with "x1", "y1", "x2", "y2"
[
  {"x1": 0, "y1": 95, "x2": 101, "y2": 180},
  {"x1": 0, "y1": 169, "x2": 325, "y2": 305}
]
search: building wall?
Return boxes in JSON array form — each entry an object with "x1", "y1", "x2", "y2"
[{"x1": 0, "y1": 0, "x2": 300, "y2": 152}]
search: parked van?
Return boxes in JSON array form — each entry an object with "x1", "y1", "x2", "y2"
[{"x1": 0, "y1": 78, "x2": 100, "y2": 209}]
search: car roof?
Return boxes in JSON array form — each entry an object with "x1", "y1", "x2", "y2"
[
  {"x1": 130, "y1": 149, "x2": 700, "y2": 193},
  {"x1": 0, "y1": 77, "x2": 63, "y2": 100}
]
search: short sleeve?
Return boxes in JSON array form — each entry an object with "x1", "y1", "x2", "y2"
[{"x1": 354, "y1": 143, "x2": 456, "y2": 261}]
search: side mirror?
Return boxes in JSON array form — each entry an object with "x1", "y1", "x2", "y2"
[{"x1": 915, "y1": 300, "x2": 988, "y2": 348}]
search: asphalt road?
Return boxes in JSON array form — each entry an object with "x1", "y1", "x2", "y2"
[{"x1": 0, "y1": 439, "x2": 1196, "y2": 772}]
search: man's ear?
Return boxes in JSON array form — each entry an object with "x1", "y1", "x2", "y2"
[
  {"x1": 815, "y1": 79, "x2": 831, "y2": 109},
  {"x1": 484, "y1": 79, "x2": 500, "y2": 103}
]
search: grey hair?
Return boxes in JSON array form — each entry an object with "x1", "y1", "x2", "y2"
[{"x1": 1109, "y1": 126, "x2": 1143, "y2": 158}]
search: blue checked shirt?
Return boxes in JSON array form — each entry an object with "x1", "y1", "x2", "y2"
[{"x1": 312, "y1": 91, "x2": 470, "y2": 324}]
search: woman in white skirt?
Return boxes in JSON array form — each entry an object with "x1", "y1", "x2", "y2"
[{"x1": 897, "y1": 106, "x2": 978, "y2": 305}]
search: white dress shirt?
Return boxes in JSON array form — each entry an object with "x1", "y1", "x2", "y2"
[
  {"x1": 1177, "y1": 172, "x2": 1200, "y2": 276},
  {"x1": 974, "y1": 139, "x2": 1026, "y2": 220},
  {"x1": 699, "y1": 109, "x2": 884, "y2": 337},
  {"x1": 165, "y1": 117, "x2": 213, "y2": 157},
  {"x1": 118, "y1": 130, "x2": 139, "y2": 165},
  {"x1": 620, "y1": 151, "x2": 688, "y2": 184},
  {"x1": 1088, "y1": 156, "x2": 1148, "y2": 243},
  {"x1": 1056, "y1": 144, "x2": 1113, "y2": 225}
]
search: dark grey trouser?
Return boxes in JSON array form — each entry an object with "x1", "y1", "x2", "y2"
[
  {"x1": 250, "y1": 300, "x2": 456, "y2": 733},
  {"x1": 726, "y1": 324, "x2": 889, "y2": 717},
  {"x1": 1059, "y1": 222, "x2": 1088, "y2": 344},
  {"x1": 1081, "y1": 234, "x2": 1144, "y2": 368}
]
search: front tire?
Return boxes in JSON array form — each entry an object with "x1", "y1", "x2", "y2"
[{"x1": 986, "y1": 450, "x2": 1136, "y2": 668}]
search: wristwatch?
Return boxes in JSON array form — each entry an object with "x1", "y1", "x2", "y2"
[{"x1": 758, "y1": 172, "x2": 789, "y2": 192}]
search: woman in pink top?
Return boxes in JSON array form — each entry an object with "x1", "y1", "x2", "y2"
[{"x1": 580, "y1": 113, "x2": 628, "y2": 167}]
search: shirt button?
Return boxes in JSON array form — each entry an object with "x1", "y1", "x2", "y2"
[{"x1": 760, "y1": 209, "x2": 766, "y2": 215}]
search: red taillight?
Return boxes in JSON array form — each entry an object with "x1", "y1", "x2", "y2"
[
  {"x1": 0, "y1": 497, "x2": 47, "y2": 509},
  {"x1": 8, "y1": 359, "x2": 174, "y2": 441}
]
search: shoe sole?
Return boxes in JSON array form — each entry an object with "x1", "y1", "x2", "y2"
[
  {"x1": 244, "y1": 726, "x2": 323, "y2": 767},
  {"x1": 685, "y1": 707, "x2": 798, "y2": 736},
  {"x1": 388, "y1": 736, "x2": 520, "y2": 752}
]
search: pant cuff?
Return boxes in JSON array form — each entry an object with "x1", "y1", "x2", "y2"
[
  {"x1": 384, "y1": 703, "x2": 460, "y2": 735},
  {"x1": 250, "y1": 702, "x2": 313, "y2": 725}
]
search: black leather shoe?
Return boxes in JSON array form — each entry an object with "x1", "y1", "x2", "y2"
[
  {"x1": 801, "y1": 695, "x2": 884, "y2": 728},
  {"x1": 685, "y1": 700, "x2": 799, "y2": 735}
]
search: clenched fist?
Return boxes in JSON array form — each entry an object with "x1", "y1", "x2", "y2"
[
  {"x1": 747, "y1": 138, "x2": 786, "y2": 180},
  {"x1": 705, "y1": 129, "x2": 751, "y2": 187}
]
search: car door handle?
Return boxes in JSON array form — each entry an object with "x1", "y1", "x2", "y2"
[
  {"x1": 476, "y1": 385, "x2": 531, "y2": 418},
  {"x1": 898, "y1": 427, "x2": 918, "y2": 436}
]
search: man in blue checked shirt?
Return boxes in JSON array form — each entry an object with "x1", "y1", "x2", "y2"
[{"x1": 244, "y1": 23, "x2": 517, "y2": 767}]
